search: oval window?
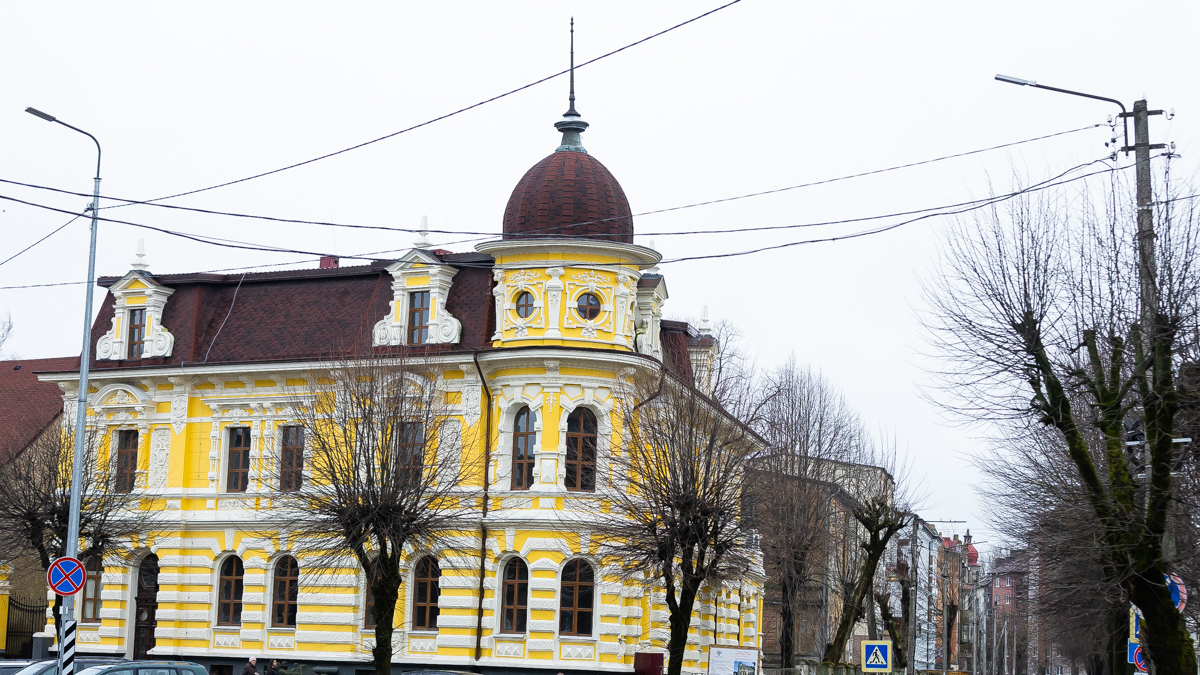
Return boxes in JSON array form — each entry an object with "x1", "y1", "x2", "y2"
[
  {"x1": 576, "y1": 293, "x2": 602, "y2": 320},
  {"x1": 515, "y1": 291, "x2": 535, "y2": 319}
]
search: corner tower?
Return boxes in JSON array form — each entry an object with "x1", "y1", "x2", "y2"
[{"x1": 478, "y1": 21, "x2": 664, "y2": 355}]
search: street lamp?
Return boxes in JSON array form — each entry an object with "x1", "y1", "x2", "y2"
[
  {"x1": 993, "y1": 74, "x2": 1129, "y2": 149},
  {"x1": 25, "y1": 106, "x2": 102, "y2": 675}
]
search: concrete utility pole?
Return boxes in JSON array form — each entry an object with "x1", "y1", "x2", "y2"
[{"x1": 1126, "y1": 98, "x2": 1166, "y2": 330}]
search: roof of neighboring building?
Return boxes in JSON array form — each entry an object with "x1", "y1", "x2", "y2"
[{"x1": 0, "y1": 356, "x2": 77, "y2": 460}]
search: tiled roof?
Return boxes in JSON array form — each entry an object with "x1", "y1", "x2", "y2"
[
  {"x1": 502, "y1": 151, "x2": 633, "y2": 243},
  {"x1": 0, "y1": 356, "x2": 77, "y2": 460},
  {"x1": 80, "y1": 256, "x2": 497, "y2": 371}
]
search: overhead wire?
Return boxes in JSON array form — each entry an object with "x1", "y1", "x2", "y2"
[
  {"x1": 95, "y1": 0, "x2": 745, "y2": 211},
  {"x1": 0, "y1": 157, "x2": 1133, "y2": 289},
  {"x1": 0, "y1": 212, "x2": 85, "y2": 268},
  {"x1": 0, "y1": 123, "x2": 1106, "y2": 242}
]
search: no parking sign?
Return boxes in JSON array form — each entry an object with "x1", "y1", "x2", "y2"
[{"x1": 48, "y1": 556, "x2": 87, "y2": 596}]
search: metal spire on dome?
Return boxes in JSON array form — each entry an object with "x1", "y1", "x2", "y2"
[{"x1": 554, "y1": 17, "x2": 589, "y2": 153}]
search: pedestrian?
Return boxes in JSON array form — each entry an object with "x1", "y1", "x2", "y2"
[
  {"x1": 266, "y1": 660, "x2": 280, "y2": 675},
  {"x1": 241, "y1": 657, "x2": 257, "y2": 675}
]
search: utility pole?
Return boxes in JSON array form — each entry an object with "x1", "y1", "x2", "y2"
[{"x1": 1123, "y1": 99, "x2": 1166, "y2": 332}]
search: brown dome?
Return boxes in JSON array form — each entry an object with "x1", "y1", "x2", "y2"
[{"x1": 502, "y1": 151, "x2": 634, "y2": 243}]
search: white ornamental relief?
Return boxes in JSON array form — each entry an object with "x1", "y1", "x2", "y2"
[
  {"x1": 573, "y1": 270, "x2": 608, "y2": 286},
  {"x1": 508, "y1": 269, "x2": 540, "y2": 286},
  {"x1": 148, "y1": 428, "x2": 170, "y2": 488}
]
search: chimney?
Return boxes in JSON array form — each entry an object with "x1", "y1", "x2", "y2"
[{"x1": 319, "y1": 256, "x2": 340, "y2": 269}]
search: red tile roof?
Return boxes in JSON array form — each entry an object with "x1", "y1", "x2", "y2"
[
  {"x1": 0, "y1": 356, "x2": 77, "y2": 460},
  {"x1": 503, "y1": 151, "x2": 634, "y2": 243}
]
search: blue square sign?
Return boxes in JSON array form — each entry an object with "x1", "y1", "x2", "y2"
[{"x1": 862, "y1": 641, "x2": 892, "y2": 673}]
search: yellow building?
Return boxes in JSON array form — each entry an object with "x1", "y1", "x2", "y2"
[{"x1": 31, "y1": 96, "x2": 764, "y2": 675}]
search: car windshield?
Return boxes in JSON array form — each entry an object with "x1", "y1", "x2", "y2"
[{"x1": 75, "y1": 668, "x2": 117, "y2": 675}]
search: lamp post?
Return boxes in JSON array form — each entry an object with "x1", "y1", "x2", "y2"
[{"x1": 25, "y1": 106, "x2": 101, "y2": 675}]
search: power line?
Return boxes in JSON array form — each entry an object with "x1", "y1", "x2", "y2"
[
  {"x1": 0, "y1": 123, "x2": 1106, "y2": 243},
  {"x1": 96, "y1": 0, "x2": 745, "y2": 211},
  {"x1": 0, "y1": 212, "x2": 84, "y2": 268},
  {"x1": 0, "y1": 158, "x2": 1130, "y2": 289}
]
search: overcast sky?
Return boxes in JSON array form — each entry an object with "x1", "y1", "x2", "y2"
[{"x1": 3, "y1": 1, "x2": 1199, "y2": 552}]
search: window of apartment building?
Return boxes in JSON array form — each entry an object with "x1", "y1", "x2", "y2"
[
  {"x1": 280, "y1": 426, "x2": 304, "y2": 492},
  {"x1": 565, "y1": 408, "x2": 597, "y2": 491},
  {"x1": 412, "y1": 557, "x2": 441, "y2": 631},
  {"x1": 1005, "y1": 594, "x2": 1010, "y2": 605},
  {"x1": 365, "y1": 581, "x2": 376, "y2": 629},
  {"x1": 80, "y1": 556, "x2": 103, "y2": 623},
  {"x1": 218, "y1": 556, "x2": 245, "y2": 625},
  {"x1": 127, "y1": 308, "x2": 146, "y2": 359},
  {"x1": 227, "y1": 427, "x2": 251, "y2": 492},
  {"x1": 272, "y1": 556, "x2": 299, "y2": 627},
  {"x1": 995, "y1": 578, "x2": 1001, "y2": 587},
  {"x1": 115, "y1": 430, "x2": 139, "y2": 493},
  {"x1": 408, "y1": 291, "x2": 430, "y2": 344},
  {"x1": 1006, "y1": 577, "x2": 1011, "y2": 586},
  {"x1": 511, "y1": 407, "x2": 535, "y2": 490},
  {"x1": 501, "y1": 558, "x2": 529, "y2": 633},
  {"x1": 559, "y1": 559, "x2": 595, "y2": 636}
]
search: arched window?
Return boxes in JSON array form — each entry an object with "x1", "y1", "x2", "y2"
[
  {"x1": 217, "y1": 556, "x2": 245, "y2": 625},
  {"x1": 412, "y1": 557, "x2": 441, "y2": 631},
  {"x1": 511, "y1": 407, "x2": 535, "y2": 490},
  {"x1": 515, "y1": 291, "x2": 535, "y2": 319},
  {"x1": 272, "y1": 556, "x2": 299, "y2": 627},
  {"x1": 501, "y1": 558, "x2": 528, "y2": 633},
  {"x1": 565, "y1": 408, "x2": 597, "y2": 491},
  {"x1": 80, "y1": 556, "x2": 103, "y2": 623},
  {"x1": 559, "y1": 559, "x2": 594, "y2": 636}
]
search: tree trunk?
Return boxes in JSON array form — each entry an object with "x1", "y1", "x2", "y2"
[
  {"x1": 780, "y1": 576, "x2": 797, "y2": 670},
  {"x1": 823, "y1": 541, "x2": 886, "y2": 664},
  {"x1": 877, "y1": 591, "x2": 907, "y2": 670},
  {"x1": 370, "y1": 575, "x2": 401, "y2": 675},
  {"x1": 667, "y1": 581, "x2": 701, "y2": 675}
]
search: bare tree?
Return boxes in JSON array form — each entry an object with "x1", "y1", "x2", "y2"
[
  {"x1": 279, "y1": 349, "x2": 470, "y2": 675},
  {"x1": 0, "y1": 419, "x2": 152, "y2": 633},
  {"x1": 0, "y1": 311, "x2": 14, "y2": 359},
  {"x1": 747, "y1": 360, "x2": 865, "y2": 669},
  {"x1": 923, "y1": 173, "x2": 1200, "y2": 675},
  {"x1": 598, "y1": 326, "x2": 767, "y2": 675}
]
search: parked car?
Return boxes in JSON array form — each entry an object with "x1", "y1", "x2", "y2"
[
  {"x1": 0, "y1": 661, "x2": 39, "y2": 675},
  {"x1": 77, "y1": 663, "x2": 206, "y2": 675},
  {"x1": 11, "y1": 659, "x2": 127, "y2": 675}
]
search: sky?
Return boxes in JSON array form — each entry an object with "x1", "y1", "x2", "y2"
[{"x1": 2, "y1": 1, "x2": 1199, "y2": 554}]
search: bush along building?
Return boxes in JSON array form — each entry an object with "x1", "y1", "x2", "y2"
[{"x1": 20, "y1": 86, "x2": 766, "y2": 675}]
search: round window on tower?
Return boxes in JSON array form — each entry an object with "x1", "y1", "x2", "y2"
[
  {"x1": 515, "y1": 291, "x2": 535, "y2": 319},
  {"x1": 576, "y1": 293, "x2": 602, "y2": 320}
]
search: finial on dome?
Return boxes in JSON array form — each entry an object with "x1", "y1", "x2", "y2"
[
  {"x1": 699, "y1": 306, "x2": 712, "y2": 336},
  {"x1": 131, "y1": 238, "x2": 149, "y2": 271},
  {"x1": 554, "y1": 17, "x2": 589, "y2": 153},
  {"x1": 414, "y1": 215, "x2": 432, "y2": 248}
]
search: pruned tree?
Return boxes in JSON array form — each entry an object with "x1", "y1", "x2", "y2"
[
  {"x1": 280, "y1": 349, "x2": 470, "y2": 675},
  {"x1": 923, "y1": 172, "x2": 1200, "y2": 675},
  {"x1": 0, "y1": 418, "x2": 153, "y2": 633},
  {"x1": 599, "y1": 325, "x2": 768, "y2": 675}
]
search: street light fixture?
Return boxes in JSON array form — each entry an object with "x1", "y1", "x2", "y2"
[
  {"x1": 25, "y1": 106, "x2": 102, "y2": 675},
  {"x1": 993, "y1": 74, "x2": 1129, "y2": 149}
]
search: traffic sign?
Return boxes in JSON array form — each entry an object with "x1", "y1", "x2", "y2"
[
  {"x1": 1128, "y1": 640, "x2": 1138, "y2": 663},
  {"x1": 861, "y1": 640, "x2": 892, "y2": 673},
  {"x1": 1167, "y1": 572, "x2": 1187, "y2": 613},
  {"x1": 1133, "y1": 645, "x2": 1148, "y2": 672},
  {"x1": 47, "y1": 557, "x2": 86, "y2": 596}
]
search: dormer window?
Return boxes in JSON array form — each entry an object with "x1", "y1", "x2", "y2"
[
  {"x1": 373, "y1": 252, "x2": 461, "y2": 347},
  {"x1": 408, "y1": 291, "x2": 431, "y2": 344},
  {"x1": 127, "y1": 308, "x2": 146, "y2": 358}
]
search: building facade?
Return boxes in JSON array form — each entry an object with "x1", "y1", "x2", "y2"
[{"x1": 24, "y1": 96, "x2": 765, "y2": 675}]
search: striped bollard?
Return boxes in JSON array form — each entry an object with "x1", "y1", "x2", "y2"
[{"x1": 59, "y1": 619, "x2": 77, "y2": 675}]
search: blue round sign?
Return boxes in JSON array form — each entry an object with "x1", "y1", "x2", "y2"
[
  {"x1": 1134, "y1": 645, "x2": 1148, "y2": 672},
  {"x1": 47, "y1": 556, "x2": 86, "y2": 596}
]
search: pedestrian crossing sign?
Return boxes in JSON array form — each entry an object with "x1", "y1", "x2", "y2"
[{"x1": 861, "y1": 640, "x2": 892, "y2": 672}]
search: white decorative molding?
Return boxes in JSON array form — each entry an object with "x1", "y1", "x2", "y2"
[
  {"x1": 373, "y1": 251, "x2": 461, "y2": 346},
  {"x1": 78, "y1": 630, "x2": 101, "y2": 643},
  {"x1": 96, "y1": 271, "x2": 176, "y2": 360},
  {"x1": 267, "y1": 634, "x2": 295, "y2": 649},
  {"x1": 494, "y1": 640, "x2": 524, "y2": 658},
  {"x1": 561, "y1": 643, "x2": 596, "y2": 660},
  {"x1": 213, "y1": 633, "x2": 240, "y2": 648},
  {"x1": 408, "y1": 637, "x2": 438, "y2": 653},
  {"x1": 148, "y1": 428, "x2": 170, "y2": 488}
]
